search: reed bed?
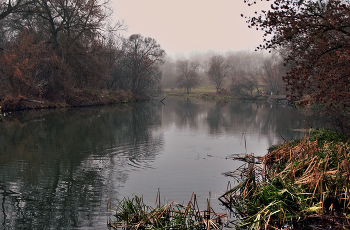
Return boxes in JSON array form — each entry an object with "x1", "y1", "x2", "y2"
[
  {"x1": 220, "y1": 128, "x2": 350, "y2": 229},
  {"x1": 108, "y1": 191, "x2": 227, "y2": 230}
]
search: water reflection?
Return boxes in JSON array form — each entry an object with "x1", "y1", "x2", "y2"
[
  {"x1": 0, "y1": 103, "x2": 163, "y2": 229},
  {"x1": 227, "y1": 101, "x2": 322, "y2": 146},
  {"x1": 207, "y1": 101, "x2": 230, "y2": 134},
  {"x1": 0, "y1": 98, "x2": 325, "y2": 229},
  {"x1": 205, "y1": 100, "x2": 322, "y2": 146},
  {"x1": 174, "y1": 98, "x2": 200, "y2": 128}
]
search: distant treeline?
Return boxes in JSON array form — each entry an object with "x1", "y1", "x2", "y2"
[{"x1": 161, "y1": 50, "x2": 286, "y2": 96}]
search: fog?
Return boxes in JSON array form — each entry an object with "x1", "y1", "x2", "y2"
[
  {"x1": 112, "y1": 1, "x2": 272, "y2": 58},
  {"x1": 111, "y1": 1, "x2": 283, "y2": 94},
  {"x1": 160, "y1": 50, "x2": 286, "y2": 95}
]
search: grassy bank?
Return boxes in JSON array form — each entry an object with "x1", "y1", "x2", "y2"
[
  {"x1": 162, "y1": 85, "x2": 217, "y2": 97},
  {"x1": 162, "y1": 85, "x2": 266, "y2": 101},
  {"x1": 220, "y1": 128, "x2": 350, "y2": 229}
]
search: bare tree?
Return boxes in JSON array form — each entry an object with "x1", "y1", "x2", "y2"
[
  {"x1": 261, "y1": 53, "x2": 286, "y2": 94},
  {"x1": 0, "y1": 0, "x2": 33, "y2": 21},
  {"x1": 176, "y1": 60, "x2": 200, "y2": 94},
  {"x1": 207, "y1": 55, "x2": 230, "y2": 93},
  {"x1": 230, "y1": 70, "x2": 257, "y2": 96},
  {"x1": 226, "y1": 51, "x2": 261, "y2": 96},
  {"x1": 111, "y1": 34, "x2": 165, "y2": 98},
  {"x1": 30, "y1": 0, "x2": 113, "y2": 48}
]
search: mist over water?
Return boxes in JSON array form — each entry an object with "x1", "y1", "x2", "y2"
[{"x1": 0, "y1": 97, "x2": 324, "y2": 229}]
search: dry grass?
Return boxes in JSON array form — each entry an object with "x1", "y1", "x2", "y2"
[{"x1": 220, "y1": 128, "x2": 350, "y2": 229}]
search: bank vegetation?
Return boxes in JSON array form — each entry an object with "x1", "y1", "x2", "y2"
[
  {"x1": 220, "y1": 128, "x2": 350, "y2": 229},
  {"x1": 0, "y1": 0, "x2": 165, "y2": 112}
]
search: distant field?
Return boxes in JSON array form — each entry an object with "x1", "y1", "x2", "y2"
[
  {"x1": 163, "y1": 84, "x2": 217, "y2": 94},
  {"x1": 162, "y1": 83, "x2": 273, "y2": 98}
]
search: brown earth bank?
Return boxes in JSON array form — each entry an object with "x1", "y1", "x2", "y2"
[
  {"x1": 0, "y1": 90, "x2": 141, "y2": 112},
  {"x1": 292, "y1": 215, "x2": 350, "y2": 230}
]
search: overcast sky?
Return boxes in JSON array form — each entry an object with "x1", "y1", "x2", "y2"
[{"x1": 112, "y1": 1, "x2": 271, "y2": 58}]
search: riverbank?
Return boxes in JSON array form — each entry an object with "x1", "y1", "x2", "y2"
[
  {"x1": 0, "y1": 90, "x2": 135, "y2": 113},
  {"x1": 162, "y1": 88, "x2": 270, "y2": 102},
  {"x1": 0, "y1": 88, "x2": 285, "y2": 113},
  {"x1": 220, "y1": 128, "x2": 350, "y2": 229}
]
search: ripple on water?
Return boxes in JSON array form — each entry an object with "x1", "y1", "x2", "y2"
[{"x1": 104, "y1": 141, "x2": 158, "y2": 171}]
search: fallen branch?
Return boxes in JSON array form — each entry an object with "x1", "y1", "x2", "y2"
[
  {"x1": 22, "y1": 98, "x2": 45, "y2": 104},
  {"x1": 25, "y1": 99, "x2": 45, "y2": 104}
]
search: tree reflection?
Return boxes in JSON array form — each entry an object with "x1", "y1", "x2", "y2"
[
  {"x1": 206, "y1": 101, "x2": 229, "y2": 134},
  {"x1": 174, "y1": 98, "x2": 200, "y2": 128},
  {"x1": 0, "y1": 102, "x2": 163, "y2": 229},
  {"x1": 0, "y1": 98, "x2": 327, "y2": 229},
  {"x1": 205, "y1": 100, "x2": 324, "y2": 146}
]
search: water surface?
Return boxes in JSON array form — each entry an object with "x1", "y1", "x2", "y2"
[{"x1": 0, "y1": 97, "x2": 323, "y2": 229}]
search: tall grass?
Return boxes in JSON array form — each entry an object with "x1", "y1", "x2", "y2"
[
  {"x1": 108, "y1": 191, "x2": 227, "y2": 230},
  {"x1": 220, "y1": 128, "x2": 350, "y2": 229}
]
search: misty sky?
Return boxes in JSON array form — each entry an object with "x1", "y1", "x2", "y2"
[{"x1": 112, "y1": 0, "x2": 271, "y2": 58}]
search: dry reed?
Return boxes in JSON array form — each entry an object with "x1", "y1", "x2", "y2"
[
  {"x1": 220, "y1": 128, "x2": 350, "y2": 229},
  {"x1": 108, "y1": 191, "x2": 228, "y2": 230}
]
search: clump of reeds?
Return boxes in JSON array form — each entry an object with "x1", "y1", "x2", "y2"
[
  {"x1": 108, "y1": 191, "x2": 227, "y2": 230},
  {"x1": 220, "y1": 128, "x2": 350, "y2": 229}
]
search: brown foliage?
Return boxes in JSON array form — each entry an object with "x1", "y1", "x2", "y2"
[
  {"x1": 1, "y1": 94, "x2": 24, "y2": 111},
  {"x1": 245, "y1": 0, "x2": 350, "y2": 108},
  {"x1": 0, "y1": 30, "x2": 113, "y2": 109},
  {"x1": 0, "y1": 31, "x2": 72, "y2": 104},
  {"x1": 0, "y1": 31, "x2": 42, "y2": 97}
]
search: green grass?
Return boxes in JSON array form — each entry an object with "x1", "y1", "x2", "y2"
[
  {"x1": 162, "y1": 84, "x2": 218, "y2": 98},
  {"x1": 163, "y1": 84, "x2": 217, "y2": 94},
  {"x1": 162, "y1": 84, "x2": 269, "y2": 101}
]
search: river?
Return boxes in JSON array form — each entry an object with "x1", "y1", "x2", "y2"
[{"x1": 0, "y1": 97, "x2": 324, "y2": 229}]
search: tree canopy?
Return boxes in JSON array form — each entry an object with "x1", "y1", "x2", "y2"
[
  {"x1": 244, "y1": 0, "x2": 350, "y2": 108},
  {"x1": 110, "y1": 34, "x2": 165, "y2": 98},
  {"x1": 0, "y1": 0, "x2": 166, "y2": 110}
]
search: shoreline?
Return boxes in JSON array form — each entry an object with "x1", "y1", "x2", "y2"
[{"x1": 0, "y1": 91, "x2": 290, "y2": 113}]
